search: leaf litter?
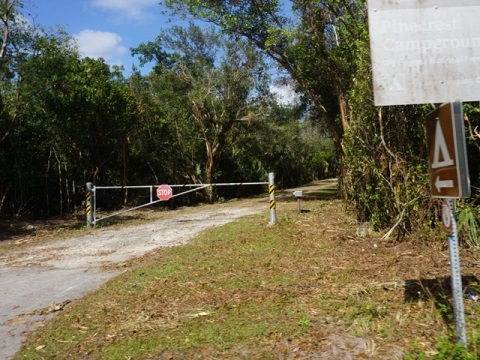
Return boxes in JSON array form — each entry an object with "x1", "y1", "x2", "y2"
[{"x1": 4, "y1": 179, "x2": 480, "y2": 359}]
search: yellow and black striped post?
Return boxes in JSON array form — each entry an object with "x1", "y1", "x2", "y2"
[
  {"x1": 268, "y1": 172, "x2": 276, "y2": 225},
  {"x1": 86, "y1": 182, "x2": 94, "y2": 228}
]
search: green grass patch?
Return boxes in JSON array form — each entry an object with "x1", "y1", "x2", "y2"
[{"x1": 14, "y1": 198, "x2": 480, "y2": 359}]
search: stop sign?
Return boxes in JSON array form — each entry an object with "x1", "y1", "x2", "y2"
[{"x1": 156, "y1": 184, "x2": 173, "y2": 201}]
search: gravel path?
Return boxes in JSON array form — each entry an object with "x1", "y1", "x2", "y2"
[
  {"x1": 0, "y1": 179, "x2": 336, "y2": 359},
  {"x1": 0, "y1": 203, "x2": 266, "y2": 359}
]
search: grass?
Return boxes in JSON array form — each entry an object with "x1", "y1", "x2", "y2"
[{"x1": 12, "y1": 189, "x2": 480, "y2": 359}]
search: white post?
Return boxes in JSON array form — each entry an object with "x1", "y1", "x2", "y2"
[{"x1": 268, "y1": 172, "x2": 276, "y2": 225}]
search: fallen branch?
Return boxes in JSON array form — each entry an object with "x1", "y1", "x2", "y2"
[{"x1": 381, "y1": 208, "x2": 405, "y2": 241}]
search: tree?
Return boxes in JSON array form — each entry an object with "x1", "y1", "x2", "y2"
[
  {"x1": 126, "y1": 69, "x2": 192, "y2": 186},
  {"x1": 133, "y1": 24, "x2": 271, "y2": 201},
  {"x1": 0, "y1": 0, "x2": 139, "y2": 216},
  {"x1": 28, "y1": 53, "x2": 138, "y2": 210},
  {"x1": 338, "y1": 23, "x2": 433, "y2": 236},
  {"x1": 157, "y1": 0, "x2": 447, "y2": 238},
  {"x1": 0, "y1": 1, "x2": 80, "y2": 216},
  {"x1": 160, "y1": 0, "x2": 367, "y2": 154}
]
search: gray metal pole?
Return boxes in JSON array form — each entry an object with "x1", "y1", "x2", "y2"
[
  {"x1": 86, "y1": 182, "x2": 94, "y2": 228},
  {"x1": 447, "y1": 198, "x2": 467, "y2": 345},
  {"x1": 268, "y1": 172, "x2": 276, "y2": 225}
]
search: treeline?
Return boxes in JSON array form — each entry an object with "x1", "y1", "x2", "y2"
[
  {"x1": 157, "y1": 0, "x2": 480, "y2": 241},
  {"x1": 0, "y1": 3, "x2": 336, "y2": 218},
  {"x1": 2, "y1": 0, "x2": 480, "y2": 242}
]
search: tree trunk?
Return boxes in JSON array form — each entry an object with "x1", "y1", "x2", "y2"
[{"x1": 0, "y1": 182, "x2": 11, "y2": 214}]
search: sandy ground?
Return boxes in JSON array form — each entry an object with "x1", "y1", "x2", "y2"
[{"x1": 0, "y1": 201, "x2": 270, "y2": 359}]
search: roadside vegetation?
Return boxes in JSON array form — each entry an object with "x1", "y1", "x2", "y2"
[
  {"x1": 2, "y1": 0, "x2": 480, "y2": 358},
  {"x1": 1, "y1": 0, "x2": 480, "y2": 242},
  {"x1": 14, "y1": 186, "x2": 480, "y2": 359}
]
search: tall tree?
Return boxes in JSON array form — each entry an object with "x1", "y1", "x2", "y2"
[
  {"x1": 0, "y1": 0, "x2": 138, "y2": 216},
  {"x1": 126, "y1": 69, "x2": 192, "y2": 186},
  {"x1": 133, "y1": 24, "x2": 271, "y2": 201},
  {"x1": 0, "y1": 0, "x2": 74, "y2": 216},
  {"x1": 0, "y1": 0, "x2": 17, "y2": 59},
  {"x1": 160, "y1": 0, "x2": 368, "y2": 153},
  {"x1": 157, "y1": 0, "x2": 446, "y2": 238}
]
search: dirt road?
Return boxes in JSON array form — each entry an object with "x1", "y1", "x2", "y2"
[
  {"x1": 0, "y1": 180, "x2": 335, "y2": 359},
  {"x1": 0, "y1": 204, "x2": 268, "y2": 359}
]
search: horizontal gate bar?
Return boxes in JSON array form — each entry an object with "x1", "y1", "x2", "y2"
[
  {"x1": 94, "y1": 184, "x2": 211, "y2": 224},
  {"x1": 86, "y1": 172, "x2": 276, "y2": 228},
  {"x1": 94, "y1": 182, "x2": 269, "y2": 190}
]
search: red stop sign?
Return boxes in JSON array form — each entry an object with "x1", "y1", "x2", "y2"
[{"x1": 156, "y1": 184, "x2": 173, "y2": 201}]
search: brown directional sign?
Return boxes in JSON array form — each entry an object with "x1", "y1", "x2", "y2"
[{"x1": 426, "y1": 102, "x2": 470, "y2": 198}]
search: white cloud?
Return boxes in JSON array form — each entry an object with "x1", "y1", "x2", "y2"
[
  {"x1": 271, "y1": 84, "x2": 300, "y2": 106},
  {"x1": 75, "y1": 29, "x2": 127, "y2": 65},
  {"x1": 91, "y1": 0, "x2": 158, "y2": 20}
]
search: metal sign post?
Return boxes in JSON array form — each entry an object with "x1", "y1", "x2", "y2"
[
  {"x1": 445, "y1": 199, "x2": 467, "y2": 344},
  {"x1": 425, "y1": 102, "x2": 470, "y2": 345},
  {"x1": 367, "y1": 0, "x2": 474, "y2": 346}
]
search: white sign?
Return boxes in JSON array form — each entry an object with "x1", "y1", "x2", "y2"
[
  {"x1": 441, "y1": 200, "x2": 453, "y2": 234},
  {"x1": 368, "y1": 0, "x2": 480, "y2": 106}
]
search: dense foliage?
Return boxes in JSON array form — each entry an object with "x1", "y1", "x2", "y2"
[
  {"x1": 0, "y1": 1, "x2": 336, "y2": 218},
  {"x1": 340, "y1": 24, "x2": 433, "y2": 237},
  {"x1": 1, "y1": 0, "x2": 480, "y2": 243},
  {"x1": 158, "y1": 0, "x2": 480, "y2": 240}
]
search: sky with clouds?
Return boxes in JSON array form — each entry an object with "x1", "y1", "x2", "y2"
[
  {"x1": 28, "y1": 0, "x2": 297, "y2": 103},
  {"x1": 29, "y1": 0, "x2": 174, "y2": 74}
]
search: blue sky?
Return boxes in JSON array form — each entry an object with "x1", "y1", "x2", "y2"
[
  {"x1": 27, "y1": 0, "x2": 297, "y2": 103},
  {"x1": 28, "y1": 0, "x2": 176, "y2": 75}
]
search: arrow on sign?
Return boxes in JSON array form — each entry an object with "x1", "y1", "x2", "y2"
[{"x1": 435, "y1": 177, "x2": 454, "y2": 192}]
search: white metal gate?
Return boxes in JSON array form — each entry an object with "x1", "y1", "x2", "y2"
[{"x1": 85, "y1": 173, "x2": 276, "y2": 227}]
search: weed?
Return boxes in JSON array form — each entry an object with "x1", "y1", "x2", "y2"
[
  {"x1": 457, "y1": 200, "x2": 480, "y2": 248},
  {"x1": 436, "y1": 294, "x2": 454, "y2": 322},
  {"x1": 298, "y1": 316, "x2": 312, "y2": 328}
]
